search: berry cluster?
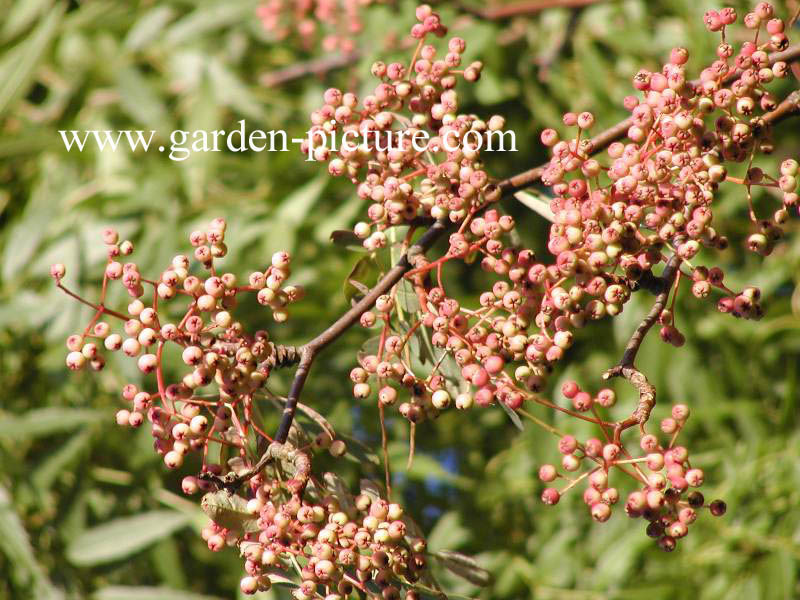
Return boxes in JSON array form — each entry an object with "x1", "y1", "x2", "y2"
[
  {"x1": 343, "y1": 2, "x2": 796, "y2": 418},
  {"x1": 53, "y1": 219, "x2": 305, "y2": 472},
  {"x1": 194, "y1": 445, "x2": 429, "y2": 599},
  {"x1": 539, "y1": 386, "x2": 726, "y2": 550},
  {"x1": 537, "y1": 5, "x2": 796, "y2": 323},
  {"x1": 321, "y1": 2, "x2": 796, "y2": 549},
  {"x1": 306, "y1": 5, "x2": 508, "y2": 251},
  {"x1": 56, "y1": 3, "x2": 800, "y2": 585},
  {"x1": 257, "y1": 0, "x2": 376, "y2": 54}
]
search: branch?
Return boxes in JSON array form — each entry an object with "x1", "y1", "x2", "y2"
[
  {"x1": 498, "y1": 115, "x2": 633, "y2": 194},
  {"x1": 259, "y1": 51, "x2": 361, "y2": 87},
  {"x1": 603, "y1": 254, "x2": 681, "y2": 441},
  {"x1": 536, "y1": 6, "x2": 585, "y2": 81},
  {"x1": 452, "y1": 0, "x2": 603, "y2": 19},
  {"x1": 762, "y1": 89, "x2": 800, "y2": 126},
  {"x1": 273, "y1": 219, "x2": 449, "y2": 445}
]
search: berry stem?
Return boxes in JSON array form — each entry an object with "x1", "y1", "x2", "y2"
[
  {"x1": 56, "y1": 283, "x2": 129, "y2": 321},
  {"x1": 517, "y1": 407, "x2": 567, "y2": 437}
]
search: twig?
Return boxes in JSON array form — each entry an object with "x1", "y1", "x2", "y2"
[
  {"x1": 602, "y1": 254, "x2": 681, "y2": 442},
  {"x1": 259, "y1": 51, "x2": 361, "y2": 87},
  {"x1": 789, "y1": 2, "x2": 800, "y2": 28},
  {"x1": 497, "y1": 115, "x2": 633, "y2": 193},
  {"x1": 537, "y1": 6, "x2": 585, "y2": 81},
  {"x1": 200, "y1": 220, "x2": 448, "y2": 489},
  {"x1": 452, "y1": 0, "x2": 603, "y2": 20}
]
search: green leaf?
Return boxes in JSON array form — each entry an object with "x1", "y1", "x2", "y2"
[
  {"x1": 93, "y1": 587, "x2": 223, "y2": 600},
  {"x1": 475, "y1": 69, "x2": 519, "y2": 105},
  {"x1": 434, "y1": 550, "x2": 493, "y2": 587},
  {"x1": 262, "y1": 568, "x2": 298, "y2": 588},
  {"x1": 314, "y1": 194, "x2": 364, "y2": 244},
  {"x1": 427, "y1": 511, "x2": 470, "y2": 552},
  {"x1": 323, "y1": 471, "x2": 356, "y2": 516},
  {"x1": 295, "y1": 401, "x2": 336, "y2": 439},
  {"x1": 164, "y1": 1, "x2": 259, "y2": 46},
  {"x1": 396, "y1": 279, "x2": 421, "y2": 314},
  {"x1": 0, "y1": 485, "x2": 63, "y2": 599},
  {"x1": 343, "y1": 255, "x2": 379, "y2": 303},
  {"x1": 389, "y1": 444, "x2": 473, "y2": 490},
  {"x1": 123, "y1": 6, "x2": 176, "y2": 51},
  {"x1": 358, "y1": 479, "x2": 385, "y2": 502},
  {"x1": 330, "y1": 229, "x2": 365, "y2": 250},
  {"x1": 261, "y1": 175, "x2": 328, "y2": 255},
  {"x1": 115, "y1": 66, "x2": 171, "y2": 133},
  {"x1": 0, "y1": 408, "x2": 104, "y2": 440},
  {"x1": 32, "y1": 428, "x2": 92, "y2": 492},
  {"x1": 337, "y1": 432, "x2": 381, "y2": 467},
  {"x1": 273, "y1": 174, "x2": 327, "y2": 228},
  {"x1": 208, "y1": 58, "x2": 264, "y2": 120},
  {"x1": 66, "y1": 510, "x2": 191, "y2": 566},
  {"x1": 0, "y1": 0, "x2": 53, "y2": 43},
  {"x1": 200, "y1": 491, "x2": 259, "y2": 534},
  {"x1": 1, "y1": 159, "x2": 64, "y2": 281},
  {"x1": 0, "y1": 3, "x2": 64, "y2": 116}
]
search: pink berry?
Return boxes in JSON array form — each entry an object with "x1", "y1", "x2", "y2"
[
  {"x1": 538, "y1": 464, "x2": 558, "y2": 482},
  {"x1": 561, "y1": 380, "x2": 579, "y2": 399},
  {"x1": 541, "y1": 488, "x2": 560, "y2": 505}
]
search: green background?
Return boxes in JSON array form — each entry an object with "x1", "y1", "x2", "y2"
[{"x1": 0, "y1": 1, "x2": 799, "y2": 599}]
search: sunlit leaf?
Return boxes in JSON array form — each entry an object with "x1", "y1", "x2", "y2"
[
  {"x1": 434, "y1": 550, "x2": 493, "y2": 587},
  {"x1": 66, "y1": 511, "x2": 191, "y2": 566}
]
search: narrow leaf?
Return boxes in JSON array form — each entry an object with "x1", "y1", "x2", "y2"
[
  {"x1": 66, "y1": 511, "x2": 190, "y2": 566},
  {"x1": 124, "y1": 6, "x2": 176, "y2": 51},
  {"x1": 323, "y1": 472, "x2": 356, "y2": 516},
  {"x1": 396, "y1": 280, "x2": 421, "y2": 314},
  {"x1": 498, "y1": 401, "x2": 525, "y2": 431},
  {"x1": 330, "y1": 229, "x2": 363, "y2": 249},
  {"x1": 344, "y1": 255, "x2": 378, "y2": 303},
  {"x1": 514, "y1": 190, "x2": 556, "y2": 223},
  {"x1": 0, "y1": 3, "x2": 63, "y2": 116},
  {"x1": 93, "y1": 587, "x2": 223, "y2": 600},
  {"x1": 0, "y1": 408, "x2": 104, "y2": 440},
  {"x1": 0, "y1": 485, "x2": 63, "y2": 599},
  {"x1": 435, "y1": 550, "x2": 493, "y2": 587}
]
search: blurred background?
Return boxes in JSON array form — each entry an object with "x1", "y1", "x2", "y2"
[{"x1": 0, "y1": 0, "x2": 799, "y2": 599}]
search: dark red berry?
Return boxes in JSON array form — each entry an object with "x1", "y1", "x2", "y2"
[
  {"x1": 710, "y1": 499, "x2": 727, "y2": 516},
  {"x1": 687, "y1": 491, "x2": 705, "y2": 508}
]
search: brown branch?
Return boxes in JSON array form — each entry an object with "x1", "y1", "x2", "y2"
[
  {"x1": 762, "y1": 89, "x2": 800, "y2": 126},
  {"x1": 602, "y1": 254, "x2": 681, "y2": 442},
  {"x1": 259, "y1": 51, "x2": 361, "y2": 87},
  {"x1": 273, "y1": 219, "x2": 450, "y2": 445},
  {"x1": 537, "y1": 6, "x2": 585, "y2": 81},
  {"x1": 201, "y1": 220, "x2": 448, "y2": 490},
  {"x1": 452, "y1": 0, "x2": 603, "y2": 20}
]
